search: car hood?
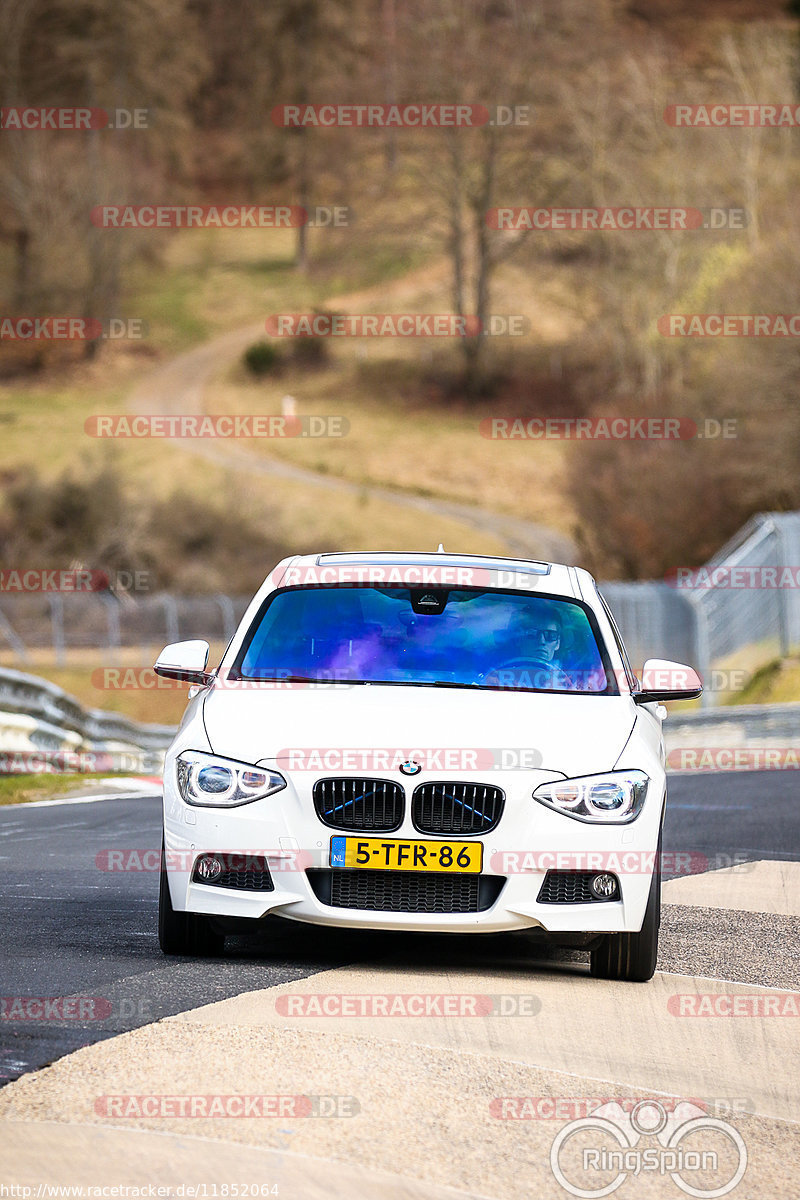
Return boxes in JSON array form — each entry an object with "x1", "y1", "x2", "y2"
[{"x1": 201, "y1": 683, "x2": 637, "y2": 777}]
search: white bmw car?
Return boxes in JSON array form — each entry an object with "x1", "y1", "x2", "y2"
[{"x1": 155, "y1": 551, "x2": 701, "y2": 981}]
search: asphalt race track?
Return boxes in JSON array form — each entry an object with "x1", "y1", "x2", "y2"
[{"x1": 1, "y1": 770, "x2": 798, "y2": 1086}]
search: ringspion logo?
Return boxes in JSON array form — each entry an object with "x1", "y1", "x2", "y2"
[{"x1": 549, "y1": 1100, "x2": 747, "y2": 1197}]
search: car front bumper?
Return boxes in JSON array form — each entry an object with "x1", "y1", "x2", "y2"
[{"x1": 163, "y1": 763, "x2": 665, "y2": 936}]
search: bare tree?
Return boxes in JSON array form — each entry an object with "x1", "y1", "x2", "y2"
[
  {"x1": 395, "y1": 0, "x2": 610, "y2": 393},
  {"x1": 0, "y1": 0, "x2": 207, "y2": 353}
]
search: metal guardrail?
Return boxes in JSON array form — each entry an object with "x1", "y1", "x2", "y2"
[
  {"x1": 0, "y1": 666, "x2": 173, "y2": 773},
  {"x1": 663, "y1": 702, "x2": 800, "y2": 770},
  {"x1": 665, "y1": 702, "x2": 800, "y2": 741}
]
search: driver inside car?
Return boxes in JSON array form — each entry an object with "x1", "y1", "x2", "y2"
[
  {"x1": 485, "y1": 602, "x2": 574, "y2": 690},
  {"x1": 525, "y1": 607, "x2": 562, "y2": 664}
]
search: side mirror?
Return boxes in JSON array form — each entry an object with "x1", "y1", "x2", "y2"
[
  {"x1": 154, "y1": 640, "x2": 213, "y2": 685},
  {"x1": 633, "y1": 658, "x2": 702, "y2": 704}
]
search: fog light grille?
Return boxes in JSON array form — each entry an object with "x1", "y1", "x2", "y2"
[
  {"x1": 192, "y1": 854, "x2": 274, "y2": 891},
  {"x1": 537, "y1": 871, "x2": 619, "y2": 904}
]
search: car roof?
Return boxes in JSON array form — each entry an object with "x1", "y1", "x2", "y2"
[{"x1": 265, "y1": 551, "x2": 595, "y2": 601}]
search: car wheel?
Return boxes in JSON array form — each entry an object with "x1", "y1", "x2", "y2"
[
  {"x1": 590, "y1": 833, "x2": 661, "y2": 983},
  {"x1": 158, "y1": 835, "x2": 225, "y2": 957}
]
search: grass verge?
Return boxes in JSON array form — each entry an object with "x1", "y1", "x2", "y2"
[{"x1": 0, "y1": 774, "x2": 142, "y2": 806}]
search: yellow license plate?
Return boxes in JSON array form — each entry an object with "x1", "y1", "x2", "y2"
[{"x1": 330, "y1": 836, "x2": 483, "y2": 873}]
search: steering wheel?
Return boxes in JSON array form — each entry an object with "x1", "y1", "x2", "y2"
[{"x1": 495, "y1": 656, "x2": 551, "y2": 670}]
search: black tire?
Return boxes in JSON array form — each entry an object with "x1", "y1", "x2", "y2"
[
  {"x1": 590, "y1": 834, "x2": 661, "y2": 983},
  {"x1": 158, "y1": 836, "x2": 225, "y2": 957}
]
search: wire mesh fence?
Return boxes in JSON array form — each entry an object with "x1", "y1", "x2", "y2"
[
  {"x1": 602, "y1": 512, "x2": 800, "y2": 705},
  {"x1": 0, "y1": 592, "x2": 249, "y2": 659},
  {"x1": 694, "y1": 513, "x2": 800, "y2": 667}
]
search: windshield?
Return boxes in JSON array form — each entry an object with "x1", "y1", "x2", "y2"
[{"x1": 233, "y1": 585, "x2": 616, "y2": 694}]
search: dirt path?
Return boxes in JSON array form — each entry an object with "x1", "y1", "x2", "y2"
[{"x1": 128, "y1": 311, "x2": 577, "y2": 565}]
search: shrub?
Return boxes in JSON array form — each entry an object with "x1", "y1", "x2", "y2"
[
  {"x1": 243, "y1": 340, "x2": 282, "y2": 377},
  {"x1": 0, "y1": 462, "x2": 300, "y2": 594},
  {"x1": 290, "y1": 334, "x2": 329, "y2": 369}
]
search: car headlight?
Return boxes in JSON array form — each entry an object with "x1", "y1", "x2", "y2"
[
  {"x1": 176, "y1": 751, "x2": 286, "y2": 808},
  {"x1": 532, "y1": 770, "x2": 648, "y2": 824}
]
